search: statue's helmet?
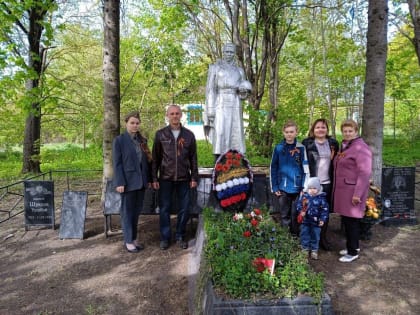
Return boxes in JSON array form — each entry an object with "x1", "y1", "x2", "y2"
[{"x1": 238, "y1": 80, "x2": 252, "y2": 92}]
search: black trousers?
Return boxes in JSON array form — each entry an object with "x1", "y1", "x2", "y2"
[
  {"x1": 320, "y1": 183, "x2": 332, "y2": 249},
  {"x1": 120, "y1": 189, "x2": 145, "y2": 244},
  {"x1": 341, "y1": 215, "x2": 361, "y2": 256},
  {"x1": 272, "y1": 192, "x2": 299, "y2": 235}
]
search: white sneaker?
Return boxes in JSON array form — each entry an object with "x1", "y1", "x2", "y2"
[
  {"x1": 339, "y1": 254, "x2": 359, "y2": 262},
  {"x1": 339, "y1": 248, "x2": 360, "y2": 256}
]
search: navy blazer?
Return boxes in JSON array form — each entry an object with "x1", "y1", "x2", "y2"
[{"x1": 112, "y1": 131, "x2": 151, "y2": 192}]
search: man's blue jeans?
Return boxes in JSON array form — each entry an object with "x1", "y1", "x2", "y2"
[
  {"x1": 300, "y1": 224, "x2": 321, "y2": 251},
  {"x1": 158, "y1": 180, "x2": 190, "y2": 242}
]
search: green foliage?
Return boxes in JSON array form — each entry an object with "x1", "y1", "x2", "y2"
[
  {"x1": 1, "y1": 136, "x2": 417, "y2": 181},
  {"x1": 42, "y1": 24, "x2": 103, "y2": 145},
  {"x1": 0, "y1": 143, "x2": 102, "y2": 181},
  {"x1": 196, "y1": 140, "x2": 271, "y2": 167},
  {"x1": 196, "y1": 140, "x2": 214, "y2": 167},
  {"x1": 386, "y1": 27, "x2": 420, "y2": 142},
  {"x1": 203, "y1": 208, "x2": 324, "y2": 300},
  {"x1": 382, "y1": 136, "x2": 420, "y2": 167},
  {"x1": 41, "y1": 143, "x2": 102, "y2": 171}
]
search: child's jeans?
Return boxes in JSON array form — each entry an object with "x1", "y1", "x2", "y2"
[{"x1": 300, "y1": 224, "x2": 321, "y2": 251}]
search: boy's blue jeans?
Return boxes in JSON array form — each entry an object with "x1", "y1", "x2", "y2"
[{"x1": 300, "y1": 224, "x2": 321, "y2": 251}]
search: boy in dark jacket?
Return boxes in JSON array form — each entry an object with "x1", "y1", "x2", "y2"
[
  {"x1": 270, "y1": 120, "x2": 309, "y2": 234},
  {"x1": 296, "y1": 177, "x2": 329, "y2": 260}
]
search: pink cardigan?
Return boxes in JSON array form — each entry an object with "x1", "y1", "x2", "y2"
[{"x1": 332, "y1": 137, "x2": 372, "y2": 218}]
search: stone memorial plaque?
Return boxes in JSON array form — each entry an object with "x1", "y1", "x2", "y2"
[
  {"x1": 104, "y1": 180, "x2": 121, "y2": 215},
  {"x1": 141, "y1": 188, "x2": 157, "y2": 214},
  {"x1": 381, "y1": 167, "x2": 417, "y2": 226},
  {"x1": 196, "y1": 177, "x2": 215, "y2": 210},
  {"x1": 59, "y1": 191, "x2": 88, "y2": 239},
  {"x1": 24, "y1": 181, "x2": 55, "y2": 229},
  {"x1": 189, "y1": 187, "x2": 202, "y2": 215},
  {"x1": 247, "y1": 173, "x2": 269, "y2": 209}
]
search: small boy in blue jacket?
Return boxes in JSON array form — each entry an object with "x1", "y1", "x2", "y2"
[{"x1": 296, "y1": 177, "x2": 329, "y2": 260}]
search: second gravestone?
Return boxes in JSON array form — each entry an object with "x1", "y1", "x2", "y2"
[
  {"x1": 59, "y1": 191, "x2": 88, "y2": 239},
  {"x1": 381, "y1": 167, "x2": 417, "y2": 226}
]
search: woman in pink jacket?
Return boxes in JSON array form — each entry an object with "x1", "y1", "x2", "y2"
[{"x1": 333, "y1": 119, "x2": 372, "y2": 263}]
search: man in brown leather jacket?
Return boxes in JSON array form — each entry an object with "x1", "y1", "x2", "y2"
[{"x1": 152, "y1": 105, "x2": 199, "y2": 250}]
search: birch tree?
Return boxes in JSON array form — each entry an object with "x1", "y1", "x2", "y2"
[
  {"x1": 361, "y1": 0, "x2": 388, "y2": 186},
  {"x1": 408, "y1": 0, "x2": 420, "y2": 65},
  {"x1": 102, "y1": 0, "x2": 120, "y2": 189}
]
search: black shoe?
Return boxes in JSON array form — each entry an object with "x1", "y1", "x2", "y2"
[
  {"x1": 135, "y1": 243, "x2": 145, "y2": 251},
  {"x1": 177, "y1": 239, "x2": 188, "y2": 249},
  {"x1": 160, "y1": 240, "x2": 169, "y2": 250}
]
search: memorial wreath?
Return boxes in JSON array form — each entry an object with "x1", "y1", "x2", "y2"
[{"x1": 212, "y1": 149, "x2": 253, "y2": 211}]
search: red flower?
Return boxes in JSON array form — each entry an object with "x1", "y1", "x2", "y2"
[
  {"x1": 232, "y1": 159, "x2": 241, "y2": 167},
  {"x1": 251, "y1": 219, "x2": 259, "y2": 227},
  {"x1": 254, "y1": 209, "x2": 261, "y2": 215},
  {"x1": 222, "y1": 164, "x2": 230, "y2": 172},
  {"x1": 235, "y1": 153, "x2": 242, "y2": 160},
  {"x1": 226, "y1": 151, "x2": 233, "y2": 159},
  {"x1": 215, "y1": 163, "x2": 223, "y2": 171},
  {"x1": 221, "y1": 199, "x2": 228, "y2": 207},
  {"x1": 225, "y1": 159, "x2": 233, "y2": 167},
  {"x1": 243, "y1": 230, "x2": 251, "y2": 237}
]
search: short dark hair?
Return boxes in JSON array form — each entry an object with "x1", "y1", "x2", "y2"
[{"x1": 124, "y1": 111, "x2": 140, "y2": 123}]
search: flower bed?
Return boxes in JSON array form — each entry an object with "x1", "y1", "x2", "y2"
[{"x1": 202, "y1": 207, "x2": 325, "y2": 301}]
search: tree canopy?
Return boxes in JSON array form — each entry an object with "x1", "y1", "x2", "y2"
[{"x1": 0, "y1": 0, "x2": 418, "y2": 177}]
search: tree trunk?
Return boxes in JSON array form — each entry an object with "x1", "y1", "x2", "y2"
[
  {"x1": 361, "y1": 0, "x2": 388, "y2": 187},
  {"x1": 21, "y1": 6, "x2": 48, "y2": 174},
  {"x1": 408, "y1": 0, "x2": 420, "y2": 66},
  {"x1": 102, "y1": 0, "x2": 121, "y2": 202}
]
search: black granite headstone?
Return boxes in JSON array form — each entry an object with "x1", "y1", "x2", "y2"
[
  {"x1": 24, "y1": 181, "x2": 55, "y2": 229},
  {"x1": 381, "y1": 167, "x2": 417, "y2": 226},
  {"x1": 196, "y1": 177, "x2": 217, "y2": 210},
  {"x1": 141, "y1": 188, "x2": 157, "y2": 214},
  {"x1": 104, "y1": 180, "x2": 121, "y2": 215},
  {"x1": 247, "y1": 174, "x2": 269, "y2": 210},
  {"x1": 59, "y1": 191, "x2": 88, "y2": 239}
]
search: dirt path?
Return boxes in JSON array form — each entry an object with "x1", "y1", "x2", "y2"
[
  {"x1": 0, "y1": 214, "x2": 195, "y2": 315},
  {"x1": 0, "y1": 167, "x2": 419, "y2": 315}
]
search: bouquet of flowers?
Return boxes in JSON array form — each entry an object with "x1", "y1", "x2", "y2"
[
  {"x1": 212, "y1": 150, "x2": 253, "y2": 211},
  {"x1": 360, "y1": 182, "x2": 382, "y2": 240}
]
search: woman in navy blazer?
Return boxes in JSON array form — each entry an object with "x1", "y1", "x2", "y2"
[{"x1": 113, "y1": 111, "x2": 152, "y2": 253}]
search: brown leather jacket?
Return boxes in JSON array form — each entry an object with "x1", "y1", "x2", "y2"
[{"x1": 151, "y1": 125, "x2": 199, "y2": 182}]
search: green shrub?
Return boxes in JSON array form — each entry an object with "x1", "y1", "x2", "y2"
[{"x1": 203, "y1": 207, "x2": 324, "y2": 301}]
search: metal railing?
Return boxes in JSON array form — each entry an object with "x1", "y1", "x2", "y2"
[{"x1": 0, "y1": 170, "x2": 102, "y2": 224}]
